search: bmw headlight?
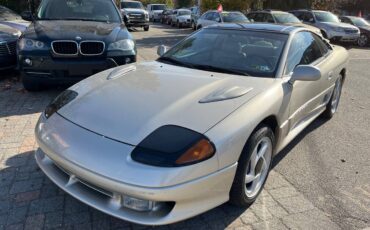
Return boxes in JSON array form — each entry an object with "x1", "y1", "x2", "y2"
[
  {"x1": 132, "y1": 125, "x2": 216, "y2": 167},
  {"x1": 44, "y1": 90, "x2": 78, "y2": 119},
  {"x1": 18, "y1": 38, "x2": 46, "y2": 50},
  {"x1": 108, "y1": 39, "x2": 135, "y2": 51}
]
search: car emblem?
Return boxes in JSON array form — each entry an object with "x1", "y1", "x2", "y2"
[{"x1": 76, "y1": 36, "x2": 82, "y2": 40}]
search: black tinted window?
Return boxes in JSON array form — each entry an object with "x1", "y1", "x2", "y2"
[
  {"x1": 286, "y1": 32, "x2": 323, "y2": 74},
  {"x1": 38, "y1": 0, "x2": 121, "y2": 22}
]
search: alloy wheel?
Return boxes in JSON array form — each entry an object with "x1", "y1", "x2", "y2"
[
  {"x1": 331, "y1": 78, "x2": 342, "y2": 114},
  {"x1": 245, "y1": 137, "x2": 272, "y2": 198},
  {"x1": 358, "y1": 34, "x2": 368, "y2": 47}
]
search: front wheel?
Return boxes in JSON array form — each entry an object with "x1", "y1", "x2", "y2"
[
  {"x1": 144, "y1": 25, "x2": 149, "y2": 31},
  {"x1": 229, "y1": 125, "x2": 274, "y2": 206},
  {"x1": 358, "y1": 34, "x2": 368, "y2": 47},
  {"x1": 322, "y1": 76, "x2": 343, "y2": 119}
]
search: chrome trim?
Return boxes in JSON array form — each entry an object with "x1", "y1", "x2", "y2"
[
  {"x1": 25, "y1": 71, "x2": 51, "y2": 75},
  {"x1": 51, "y1": 40, "x2": 79, "y2": 56},
  {"x1": 79, "y1": 40, "x2": 105, "y2": 56}
]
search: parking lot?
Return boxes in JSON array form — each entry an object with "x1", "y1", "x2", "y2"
[{"x1": 0, "y1": 23, "x2": 369, "y2": 230}]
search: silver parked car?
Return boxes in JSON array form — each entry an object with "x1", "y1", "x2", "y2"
[
  {"x1": 35, "y1": 24, "x2": 348, "y2": 225},
  {"x1": 196, "y1": 10, "x2": 249, "y2": 29},
  {"x1": 290, "y1": 9, "x2": 360, "y2": 42}
]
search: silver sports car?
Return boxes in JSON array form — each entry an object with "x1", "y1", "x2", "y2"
[{"x1": 35, "y1": 24, "x2": 348, "y2": 225}]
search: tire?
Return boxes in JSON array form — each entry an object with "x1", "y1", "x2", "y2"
[
  {"x1": 144, "y1": 25, "x2": 149, "y2": 31},
  {"x1": 192, "y1": 21, "x2": 196, "y2": 30},
  {"x1": 178, "y1": 21, "x2": 182, "y2": 28},
  {"x1": 229, "y1": 125, "x2": 274, "y2": 206},
  {"x1": 22, "y1": 74, "x2": 43, "y2": 92},
  {"x1": 321, "y1": 75, "x2": 343, "y2": 119},
  {"x1": 357, "y1": 34, "x2": 368, "y2": 47}
]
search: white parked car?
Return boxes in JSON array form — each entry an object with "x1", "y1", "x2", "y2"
[
  {"x1": 147, "y1": 4, "x2": 166, "y2": 22},
  {"x1": 171, "y1": 9, "x2": 192, "y2": 28},
  {"x1": 35, "y1": 23, "x2": 348, "y2": 225},
  {"x1": 197, "y1": 10, "x2": 249, "y2": 29}
]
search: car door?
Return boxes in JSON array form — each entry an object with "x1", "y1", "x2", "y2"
[{"x1": 286, "y1": 31, "x2": 332, "y2": 130}]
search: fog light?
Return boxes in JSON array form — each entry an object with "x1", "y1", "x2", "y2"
[
  {"x1": 125, "y1": 57, "x2": 131, "y2": 64},
  {"x1": 123, "y1": 196, "x2": 155, "y2": 212},
  {"x1": 24, "y1": 58, "x2": 32, "y2": 66}
]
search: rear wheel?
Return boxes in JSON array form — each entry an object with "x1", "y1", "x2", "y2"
[
  {"x1": 322, "y1": 75, "x2": 343, "y2": 119},
  {"x1": 192, "y1": 21, "x2": 196, "y2": 30},
  {"x1": 230, "y1": 125, "x2": 274, "y2": 206},
  {"x1": 22, "y1": 74, "x2": 43, "y2": 92},
  {"x1": 178, "y1": 21, "x2": 182, "y2": 28},
  {"x1": 358, "y1": 34, "x2": 368, "y2": 47},
  {"x1": 144, "y1": 25, "x2": 149, "y2": 31}
]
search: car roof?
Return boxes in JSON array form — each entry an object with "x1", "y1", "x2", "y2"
[
  {"x1": 206, "y1": 23, "x2": 300, "y2": 34},
  {"x1": 206, "y1": 10, "x2": 242, "y2": 14},
  {"x1": 249, "y1": 10, "x2": 289, "y2": 14}
]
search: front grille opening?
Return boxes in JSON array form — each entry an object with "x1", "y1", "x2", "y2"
[
  {"x1": 80, "y1": 41, "x2": 105, "y2": 55},
  {"x1": 52, "y1": 41, "x2": 78, "y2": 55}
]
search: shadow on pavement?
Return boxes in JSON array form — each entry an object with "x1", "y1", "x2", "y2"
[{"x1": 272, "y1": 117, "x2": 329, "y2": 169}]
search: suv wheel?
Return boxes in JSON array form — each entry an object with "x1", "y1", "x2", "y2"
[
  {"x1": 322, "y1": 75, "x2": 343, "y2": 119},
  {"x1": 144, "y1": 25, "x2": 149, "y2": 31},
  {"x1": 358, "y1": 34, "x2": 368, "y2": 47}
]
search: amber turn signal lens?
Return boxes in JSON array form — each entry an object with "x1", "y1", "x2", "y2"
[{"x1": 175, "y1": 139, "x2": 215, "y2": 165}]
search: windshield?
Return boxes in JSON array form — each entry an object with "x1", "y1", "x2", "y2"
[
  {"x1": 351, "y1": 17, "x2": 369, "y2": 27},
  {"x1": 121, "y1": 2, "x2": 143, "y2": 9},
  {"x1": 314, "y1": 11, "x2": 339, "y2": 23},
  {"x1": 152, "y1": 5, "x2": 166, "y2": 11},
  {"x1": 159, "y1": 29, "x2": 287, "y2": 78},
  {"x1": 0, "y1": 6, "x2": 21, "y2": 21},
  {"x1": 37, "y1": 0, "x2": 121, "y2": 23},
  {"x1": 178, "y1": 10, "x2": 191, "y2": 16},
  {"x1": 221, "y1": 12, "x2": 249, "y2": 23},
  {"x1": 273, "y1": 13, "x2": 300, "y2": 23}
]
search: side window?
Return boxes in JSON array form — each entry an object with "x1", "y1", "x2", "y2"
[
  {"x1": 212, "y1": 12, "x2": 221, "y2": 22},
  {"x1": 254, "y1": 13, "x2": 265, "y2": 22},
  {"x1": 285, "y1": 32, "x2": 323, "y2": 75},
  {"x1": 204, "y1": 12, "x2": 212, "y2": 20},
  {"x1": 247, "y1": 13, "x2": 255, "y2": 21},
  {"x1": 265, "y1": 14, "x2": 275, "y2": 23},
  {"x1": 303, "y1": 12, "x2": 314, "y2": 23},
  {"x1": 292, "y1": 11, "x2": 302, "y2": 20},
  {"x1": 313, "y1": 34, "x2": 330, "y2": 55}
]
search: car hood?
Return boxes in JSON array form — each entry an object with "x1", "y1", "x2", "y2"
[
  {"x1": 23, "y1": 20, "x2": 127, "y2": 42},
  {"x1": 286, "y1": 22, "x2": 321, "y2": 33},
  {"x1": 58, "y1": 61, "x2": 274, "y2": 145},
  {"x1": 0, "y1": 20, "x2": 29, "y2": 32},
  {"x1": 122, "y1": 8, "x2": 147, "y2": 14}
]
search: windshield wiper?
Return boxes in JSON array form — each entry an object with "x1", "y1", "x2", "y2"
[
  {"x1": 158, "y1": 56, "x2": 195, "y2": 68},
  {"x1": 192, "y1": 64, "x2": 249, "y2": 76}
]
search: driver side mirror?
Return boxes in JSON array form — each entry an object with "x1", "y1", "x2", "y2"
[
  {"x1": 157, "y1": 45, "x2": 167, "y2": 56},
  {"x1": 290, "y1": 65, "x2": 321, "y2": 84},
  {"x1": 21, "y1": 11, "x2": 33, "y2": 21}
]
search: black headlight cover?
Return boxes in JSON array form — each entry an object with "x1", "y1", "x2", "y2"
[
  {"x1": 44, "y1": 90, "x2": 78, "y2": 119},
  {"x1": 131, "y1": 125, "x2": 216, "y2": 167}
]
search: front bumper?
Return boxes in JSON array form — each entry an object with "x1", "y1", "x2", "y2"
[
  {"x1": 328, "y1": 30, "x2": 360, "y2": 42},
  {"x1": 18, "y1": 53, "x2": 136, "y2": 83},
  {"x1": 35, "y1": 114, "x2": 236, "y2": 225}
]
